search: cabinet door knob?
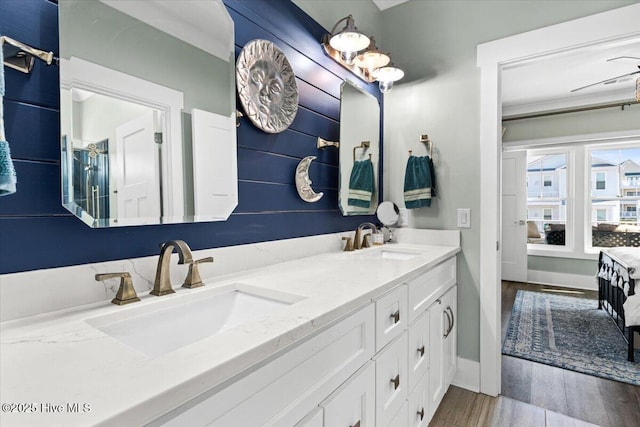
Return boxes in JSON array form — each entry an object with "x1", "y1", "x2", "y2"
[
  {"x1": 390, "y1": 374, "x2": 400, "y2": 390},
  {"x1": 350, "y1": 421, "x2": 360, "y2": 427},
  {"x1": 390, "y1": 310, "x2": 400, "y2": 324},
  {"x1": 417, "y1": 407, "x2": 425, "y2": 421},
  {"x1": 417, "y1": 345, "x2": 425, "y2": 357}
]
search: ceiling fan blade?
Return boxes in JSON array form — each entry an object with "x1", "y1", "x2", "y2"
[{"x1": 571, "y1": 67, "x2": 640, "y2": 93}]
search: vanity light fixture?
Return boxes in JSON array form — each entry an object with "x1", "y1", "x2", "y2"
[
  {"x1": 354, "y1": 37, "x2": 390, "y2": 74},
  {"x1": 327, "y1": 15, "x2": 370, "y2": 65},
  {"x1": 321, "y1": 16, "x2": 404, "y2": 92},
  {"x1": 372, "y1": 63, "x2": 405, "y2": 93}
]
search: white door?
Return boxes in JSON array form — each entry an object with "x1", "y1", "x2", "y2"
[
  {"x1": 501, "y1": 150, "x2": 527, "y2": 282},
  {"x1": 115, "y1": 111, "x2": 161, "y2": 223}
]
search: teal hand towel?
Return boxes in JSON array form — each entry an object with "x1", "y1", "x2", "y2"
[
  {"x1": 348, "y1": 159, "x2": 375, "y2": 208},
  {"x1": 404, "y1": 155, "x2": 435, "y2": 209},
  {"x1": 0, "y1": 39, "x2": 17, "y2": 196}
]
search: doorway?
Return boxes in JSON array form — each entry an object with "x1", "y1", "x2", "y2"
[{"x1": 477, "y1": 4, "x2": 640, "y2": 396}]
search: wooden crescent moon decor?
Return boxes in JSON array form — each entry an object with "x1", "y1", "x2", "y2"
[{"x1": 295, "y1": 156, "x2": 324, "y2": 203}]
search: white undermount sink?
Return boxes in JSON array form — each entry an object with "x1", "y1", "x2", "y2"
[
  {"x1": 359, "y1": 247, "x2": 424, "y2": 260},
  {"x1": 86, "y1": 285, "x2": 302, "y2": 357}
]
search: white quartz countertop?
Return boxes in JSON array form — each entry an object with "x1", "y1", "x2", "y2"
[{"x1": 0, "y1": 242, "x2": 459, "y2": 426}]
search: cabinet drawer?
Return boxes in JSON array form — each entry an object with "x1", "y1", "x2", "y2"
[
  {"x1": 408, "y1": 370, "x2": 430, "y2": 427},
  {"x1": 163, "y1": 305, "x2": 375, "y2": 427},
  {"x1": 373, "y1": 332, "x2": 408, "y2": 427},
  {"x1": 375, "y1": 284, "x2": 407, "y2": 351},
  {"x1": 408, "y1": 257, "x2": 456, "y2": 324},
  {"x1": 387, "y1": 400, "x2": 408, "y2": 427},
  {"x1": 408, "y1": 309, "x2": 429, "y2": 393},
  {"x1": 295, "y1": 407, "x2": 323, "y2": 427},
  {"x1": 321, "y1": 362, "x2": 375, "y2": 427}
]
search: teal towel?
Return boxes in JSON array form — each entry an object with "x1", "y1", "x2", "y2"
[
  {"x1": 348, "y1": 159, "x2": 375, "y2": 208},
  {"x1": 0, "y1": 39, "x2": 17, "y2": 196},
  {"x1": 404, "y1": 155, "x2": 436, "y2": 209}
]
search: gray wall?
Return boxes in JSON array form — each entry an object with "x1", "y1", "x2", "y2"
[{"x1": 380, "y1": 0, "x2": 637, "y2": 362}]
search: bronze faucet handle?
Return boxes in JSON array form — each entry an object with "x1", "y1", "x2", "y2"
[
  {"x1": 342, "y1": 236, "x2": 354, "y2": 252},
  {"x1": 362, "y1": 233, "x2": 372, "y2": 248},
  {"x1": 182, "y1": 257, "x2": 214, "y2": 289},
  {"x1": 95, "y1": 272, "x2": 141, "y2": 306}
]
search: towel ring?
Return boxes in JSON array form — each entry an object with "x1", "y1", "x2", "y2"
[
  {"x1": 353, "y1": 140, "x2": 370, "y2": 162},
  {"x1": 409, "y1": 134, "x2": 433, "y2": 157}
]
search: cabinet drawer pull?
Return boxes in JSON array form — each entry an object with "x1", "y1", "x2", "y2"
[
  {"x1": 447, "y1": 306, "x2": 455, "y2": 332},
  {"x1": 417, "y1": 407, "x2": 425, "y2": 421},
  {"x1": 417, "y1": 345, "x2": 425, "y2": 357},
  {"x1": 390, "y1": 374, "x2": 400, "y2": 390},
  {"x1": 350, "y1": 421, "x2": 361, "y2": 427},
  {"x1": 390, "y1": 310, "x2": 400, "y2": 324}
]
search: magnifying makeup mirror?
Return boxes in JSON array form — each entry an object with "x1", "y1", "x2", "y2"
[{"x1": 376, "y1": 201, "x2": 400, "y2": 243}]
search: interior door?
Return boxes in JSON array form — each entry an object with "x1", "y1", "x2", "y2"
[
  {"x1": 115, "y1": 111, "x2": 161, "y2": 223},
  {"x1": 501, "y1": 150, "x2": 527, "y2": 282}
]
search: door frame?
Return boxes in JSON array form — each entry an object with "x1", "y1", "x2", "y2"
[{"x1": 477, "y1": 4, "x2": 640, "y2": 397}]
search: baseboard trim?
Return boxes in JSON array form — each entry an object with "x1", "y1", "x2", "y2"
[
  {"x1": 452, "y1": 357, "x2": 480, "y2": 392},
  {"x1": 527, "y1": 270, "x2": 596, "y2": 291}
]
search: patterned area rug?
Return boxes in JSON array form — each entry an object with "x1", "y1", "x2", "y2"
[{"x1": 502, "y1": 290, "x2": 640, "y2": 386}]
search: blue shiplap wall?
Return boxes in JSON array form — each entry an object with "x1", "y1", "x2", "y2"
[{"x1": 0, "y1": 0, "x2": 382, "y2": 274}]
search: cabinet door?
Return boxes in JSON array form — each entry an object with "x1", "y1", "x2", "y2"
[
  {"x1": 442, "y1": 285, "x2": 457, "y2": 388},
  {"x1": 408, "y1": 370, "x2": 430, "y2": 427},
  {"x1": 427, "y1": 298, "x2": 444, "y2": 419},
  {"x1": 408, "y1": 309, "x2": 429, "y2": 393},
  {"x1": 373, "y1": 332, "x2": 408, "y2": 427},
  {"x1": 321, "y1": 362, "x2": 375, "y2": 427}
]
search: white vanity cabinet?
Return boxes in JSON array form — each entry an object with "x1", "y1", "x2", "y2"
[{"x1": 159, "y1": 255, "x2": 457, "y2": 427}]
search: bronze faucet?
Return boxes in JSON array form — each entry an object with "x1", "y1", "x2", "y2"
[
  {"x1": 151, "y1": 240, "x2": 193, "y2": 296},
  {"x1": 354, "y1": 222, "x2": 378, "y2": 249}
]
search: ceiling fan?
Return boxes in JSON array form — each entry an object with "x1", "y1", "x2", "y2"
[{"x1": 570, "y1": 55, "x2": 640, "y2": 93}]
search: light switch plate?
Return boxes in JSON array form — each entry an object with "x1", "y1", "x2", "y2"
[
  {"x1": 398, "y1": 208, "x2": 409, "y2": 226},
  {"x1": 457, "y1": 208, "x2": 471, "y2": 228}
]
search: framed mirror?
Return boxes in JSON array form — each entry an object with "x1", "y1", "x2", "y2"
[
  {"x1": 338, "y1": 81, "x2": 380, "y2": 215},
  {"x1": 59, "y1": 0, "x2": 237, "y2": 227}
]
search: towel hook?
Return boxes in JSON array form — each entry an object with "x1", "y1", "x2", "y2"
[
  {"x1": 1, "y1": 36, "x2": 58, "y2": 74},
  {"x1": 353, "y1": 140, "x2": 370, "y2": 162}
]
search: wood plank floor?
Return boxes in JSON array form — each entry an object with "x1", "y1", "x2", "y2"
[{"x1": 429, "y1": 281, "x2": 640, "y2": 427}]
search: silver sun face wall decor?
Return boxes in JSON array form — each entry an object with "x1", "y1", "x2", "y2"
[{"x1": 236, "y1": 39, "x2": 299, "y2": 133}]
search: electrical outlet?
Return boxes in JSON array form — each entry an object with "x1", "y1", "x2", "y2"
[{"x1": 457, "y1": 208, "x2": 471, "y2": 228}]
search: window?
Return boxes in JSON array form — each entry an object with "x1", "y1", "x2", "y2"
[
  {"x1": 526, "y1": 152, "x2": 567, "y2": 247},
  {"x1": 590, "y1": 146, "x2": 640, "y2": 248}
]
